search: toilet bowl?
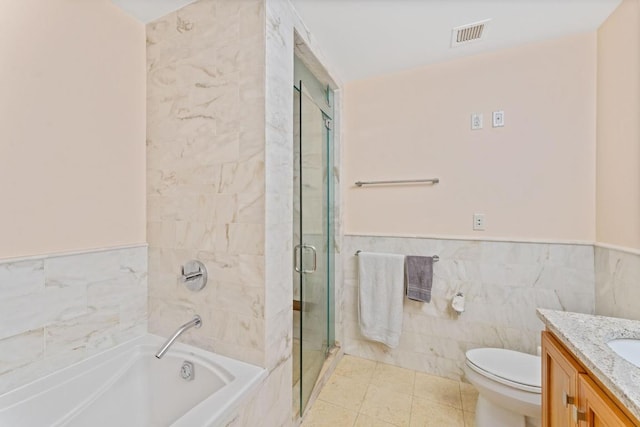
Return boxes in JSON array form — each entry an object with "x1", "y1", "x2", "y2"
[{"x1": 464, "y1": 348, "x2": 541, "y2": 427}]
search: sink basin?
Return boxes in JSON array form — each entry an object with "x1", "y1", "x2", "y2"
[{"x1": 607, "y1": 339, "x2": 640, "y2": 368}]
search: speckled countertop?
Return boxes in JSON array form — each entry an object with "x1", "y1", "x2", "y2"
[{"x1": 537, "y1": 309, "x2": 640, "y2": 422}]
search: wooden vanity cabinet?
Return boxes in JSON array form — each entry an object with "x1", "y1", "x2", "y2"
[
  {"x1": 542, "y1": 331, "x2": 584, "y2": 427},
  {"x1": 542, "y1": 331, "x2": 638, "y2": 427}
]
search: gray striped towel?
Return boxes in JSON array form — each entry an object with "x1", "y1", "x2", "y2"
[{"x1": 405, "y1": 256, "x2": 433, "y2": 303}]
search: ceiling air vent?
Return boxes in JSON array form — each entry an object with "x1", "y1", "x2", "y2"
[{"x1": 451, "y1": 19, "x2": 491, "y2": 47}]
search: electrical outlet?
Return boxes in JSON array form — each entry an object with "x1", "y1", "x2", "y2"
[
  {"x1": 492, "y1": 110, "x2": 504, "y2": 127},
  {"x1": 473, "y1": 213, "x2": 485, "y2": 231},
  {"x1": 471, "y1": 113, "x2": 483, "y2": 130}
]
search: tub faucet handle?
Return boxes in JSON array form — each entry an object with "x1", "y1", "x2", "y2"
[{"x1": 181, "y1": 260, "x2": 207, "y2": 292}]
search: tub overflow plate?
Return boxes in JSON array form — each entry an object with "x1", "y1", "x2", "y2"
[{"x1": 181, "y1": 361, "x2": 194, "y2": 381}]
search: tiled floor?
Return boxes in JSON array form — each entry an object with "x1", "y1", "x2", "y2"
[{"x1": 301, "y1": 355, "x2": 478, "y2": 427}]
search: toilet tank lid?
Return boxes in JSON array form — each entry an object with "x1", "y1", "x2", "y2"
[{"x1": 466, "y1": 348, "x2": 541, "y2": 388}]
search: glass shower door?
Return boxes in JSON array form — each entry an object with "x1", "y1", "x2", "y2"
[{"x1": 294, "y1": 82, "x2": 330, "y2": 414}]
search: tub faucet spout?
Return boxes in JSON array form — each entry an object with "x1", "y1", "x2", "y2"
[{"x1": 155, "y1": 315, "x2": 202, "y2": 359}]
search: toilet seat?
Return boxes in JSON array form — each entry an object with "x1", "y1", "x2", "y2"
[{"x1": 466, "y1": 348, "x2": 541, "y2": 394}]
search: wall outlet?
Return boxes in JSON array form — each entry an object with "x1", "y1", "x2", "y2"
[
  {"x1": 471, "y1": 113, "x2": 483, "y2": 130},
  {"x1": 492, "y1": 110, "x2": 505, "y2": 127},
  {"x1": 473, "y1": 213, "x2": 486, "y2": 231}
]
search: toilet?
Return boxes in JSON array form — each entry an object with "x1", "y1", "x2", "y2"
[{"x1": 464, "y1": 348, "x2": 541, "y2": 427}]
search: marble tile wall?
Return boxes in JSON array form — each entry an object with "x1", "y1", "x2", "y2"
[
  {"x1": 265, "y1": 2, "x2": 345, "y2": 423},
  {"x1": 147, "y1": 0, "x2": 342, "y2": 424},
  {"x1": 0, "y1": 245, "x2": 147, "y2": 394},
  {"x1": 341, "y1": 235, "x2": 595, "y2": 381},
  {"x1": 595, "y1": 245, "x2": 640, "y2": 321},
  {"x1": 146, "y1": 0, "x2": 268, "y2": 367},
  {"x1": 222, "y1": 358, "x2": 293, "y2": 427},
  {"x1": 264, "y1": 0, "x2": 294, "y2": 374},
  {"x1": 264, "y1": 1, "x2": 344, "y2": 423}
]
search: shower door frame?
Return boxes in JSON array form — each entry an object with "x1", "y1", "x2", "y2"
[{"x1": 293, "y1": 70, "x2": 335, "y2": 416}]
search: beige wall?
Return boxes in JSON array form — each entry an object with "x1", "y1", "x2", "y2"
[
  {"x1": 595, "y1": 0, "x2": 640, "y2": 321},
  {"x1": 344, "y1": 33, "x2": 597, "y2": 242},
  {"x1": 0, "y1": 1, "x2": 146, "y2": 258},
  {"x1": 596, "y1": 0, "x2": 640, "y2": 250}
]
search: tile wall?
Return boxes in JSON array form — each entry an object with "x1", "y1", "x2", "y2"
[
  {"x1": 146, "y1": 0, "x2": 341, "y2": 424},
  {"x1": 595, "y1": 245, "x2": 640, "y2": 321},
  {"x1": 222, "y1": 358, "x2": 293, "y2": 427},
  {"x1": 264, "y1": 0, "x2": 295, "y2": 373},
  {"x1": 146, "y1": 0, "x2": 268, "y2": 367},
  {"x1": 264, "y1": 0, "x2": 344, "y2": 421},
  {"x1": 341, "y1": 235, "x2": 595, "y2": 380},
  {"x1": 0, "y1": 245, "x2": 147, "y2": 394}
]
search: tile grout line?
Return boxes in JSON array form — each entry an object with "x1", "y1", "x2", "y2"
[
  {"x1": 458, "y1": 381, "x2": 467, "y2": 427},
  {"x1": 411, "y1": 370, "x2": 419, "y2": 427},
  {"x1": 409, "y1": 393, "x2": 417, "y2": 427},
  {"x1": 355, "y1": 361, "x2": 377, "y2": 420},
  {"x1": 324, "y1": 356, "x2": 377, "y2": 423}
]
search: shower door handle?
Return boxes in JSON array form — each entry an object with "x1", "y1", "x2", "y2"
[
  {"x1": 294, "y1": 244, "x2": 317, "y2": 274},
  {"x1": 305, "y1": 245, "x2": 317, "y2": 273},
  {"x1": 294, "y1": 244, "x2": 302, "y2": 273}
]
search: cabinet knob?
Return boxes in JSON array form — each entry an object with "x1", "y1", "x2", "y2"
[
  {"x1": 572, "y1": 405, "x2": 587, "y2": 422},
  {"x1": 562, "y1": 390, "x2": 575, "y2": 407}
]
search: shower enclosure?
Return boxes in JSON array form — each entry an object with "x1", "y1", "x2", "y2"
[{"x1": 292, "y1": 56, "x2": 335, "y2": 416}]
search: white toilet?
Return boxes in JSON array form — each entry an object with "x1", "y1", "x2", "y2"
[{"x1": 464, "y1": 348, "x2": 541, "y2": 427}]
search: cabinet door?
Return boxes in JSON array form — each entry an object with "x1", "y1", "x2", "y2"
[
  {"x1": 542, "y1": 331, "x2": 584, "y2": 427},
  {"x1": 577, "y1": 374, "x2": 635, "y2": 427}
]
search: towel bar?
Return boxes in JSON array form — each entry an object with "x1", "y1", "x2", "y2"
[
  {"x1": 355, "y1": 250, "x2": 439, "y2": 262},
  {"x1": 355, "y1": 178, "x2": 439, "y2": 187}
]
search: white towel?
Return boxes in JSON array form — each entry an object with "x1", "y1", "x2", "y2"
[{"x1": 357, "y1": 252, "x2": 405, "y2": 348}]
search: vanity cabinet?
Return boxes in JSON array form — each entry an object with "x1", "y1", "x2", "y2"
[
  {"x1": 542, "y1": 331, "x2": 583, "y2": 426},
  {"x1": 542, "y1": 331, "x2": 637, "y2": 427}
]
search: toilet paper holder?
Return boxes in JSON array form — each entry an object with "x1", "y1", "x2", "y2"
[{"x1": 451, "y1": 292, "x2": 465, "y2": 315}]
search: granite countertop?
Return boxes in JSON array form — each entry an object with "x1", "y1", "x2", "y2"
[{"x1": 537, "y1": 309, "x2": 640, "y2": 421}]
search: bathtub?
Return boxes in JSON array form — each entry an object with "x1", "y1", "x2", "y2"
[{"x1": 0, "y1": 334, "x2": 266, "y2": 427}]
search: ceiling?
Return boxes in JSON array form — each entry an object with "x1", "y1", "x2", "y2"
[
  {"x1": 110, "y1": 0, "x2": 197, "y2": 23},
  {"x1": 291, "y1": 0, "x2": 622, "y2": 82}
]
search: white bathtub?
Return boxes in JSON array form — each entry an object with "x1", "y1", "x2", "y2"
[{"x1": 0, "y1": 334, "x2": 266, "y2": 427}]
